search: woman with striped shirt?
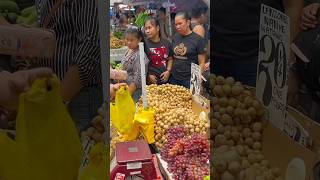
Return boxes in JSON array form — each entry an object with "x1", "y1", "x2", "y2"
[{"x1": 35, "y1": 0, "x2": 102, "y2": 132}]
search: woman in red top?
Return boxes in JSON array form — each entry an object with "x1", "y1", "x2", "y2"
[{"x1": 144, "y1": 17, "x2": 174, "y2": 85}]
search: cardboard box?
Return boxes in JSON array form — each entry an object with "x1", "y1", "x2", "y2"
[
  {"x1": 246, "y1": 85, "x2": 320, "y2": 152},
  {"x1": 288, "y1": 106, "x2": 320, "y2": 154},
  {"x1": 0, "y1": 25, "x2": 56, "y2": 58},
  {"x1": 262, "y1": 121, "x2": 319, "y2": 179},
  {"x1": 192, "y1": 94, "x2": 210, "y2": 115}
]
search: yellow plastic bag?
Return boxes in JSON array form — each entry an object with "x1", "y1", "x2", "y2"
[
  {"x1": 121, "y1": 123, "x2": 140, "y2": 141},
  {"x1": 110, "y1": 86, "x2": 136, "y2": 134},
  {"x1": 110, "y1": 86, "x2": 155, "y2": 144},
  {"x1": 0, "y1": 75, "x2": 82, "y2": 180},
  {"x1": 79, "y1": 143, "x2": 108, "y2": 180},
  {"x1": 120, "y1": 108, "x2": 155, "y2": 144},
  {"x1": 134, "y1": 107, "x2": 155, "y2": 144}
]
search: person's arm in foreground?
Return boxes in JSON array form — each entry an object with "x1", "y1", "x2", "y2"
[
  {"x1": 61, "y1": 0, "x2": 101, "y2": 101},
  {"x1": 110, "y1": 83, "x2": 127, "y2": 99},
  {"x1": 129, "y1": 54, "x2": 143, "y2": 95},
  {"x1": 161, "y1": 41, "x2": 174, "y2": 82},
  {"x1": 0, "y1": 68, "x2": 53, "y2": 110}
]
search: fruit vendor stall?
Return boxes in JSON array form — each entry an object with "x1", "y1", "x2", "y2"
[
  {"x1": 0, "y1": 0, "x2": 110, "y2": 179},
  {"x1": 108, "y1": 0, "x2": 211, "y2": 176},
  {"x1": 209, "y1": 74, "x2": 320, "y2": 180},
  {"x1": 210, "y1": 74, "x2": 285, "y2": 179},
  {"x1": 108, "y1": 35, "x2": 211, "y2": 179}
]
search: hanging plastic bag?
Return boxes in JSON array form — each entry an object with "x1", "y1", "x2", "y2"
[
  {"x1": 0, "y1": 75, "x2": 82, "y2": 180},
  {"x1": 110, "y1": 86, "x2": 155, "y2": 144},
  {"x1": 121, "y1": 123, "x2": 140, "y2": 142},
  {"x1": 134, "y1": 107, "x2": 155, "y2": 144},
  {"x1": 110, "y1": 86, "x2": 136, "y2": 134},
  {"x1": 79, "y1": 143, "x2": 108, "y2": 180},
  {"x1": 120, "y1": 108, "x2": 155, "y2": 144}
]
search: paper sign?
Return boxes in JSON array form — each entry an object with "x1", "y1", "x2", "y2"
[
  {"x1": 139, "y1": 42, "x2": 148, "y2": 108},
  {"x1": 283, "y1": 113, "x2": 310, "y2": 148},
  {"x1": 190, "y1": 63, "x2": 201, "y2": 96},
  {"x1": 256, "y1": 4, "x2": 290, "y2": 130}
]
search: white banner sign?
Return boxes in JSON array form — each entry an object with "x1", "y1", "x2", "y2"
[
  {"x1": 256, "y1": 4, "x2": 290, "y2": 130},
  {"x1": 190, "y1": 63, "x2": 201, "y2": 96}
]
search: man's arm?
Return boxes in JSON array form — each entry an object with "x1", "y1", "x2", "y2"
[
  {"x1": 61, "y1": 0, "x2": 101, "y2": 101},
  {"x1": 193, "y1": 25, "x2": 205, "y2": 38}
]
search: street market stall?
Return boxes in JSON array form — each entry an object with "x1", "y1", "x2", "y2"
[
  {"x1": 0, "y1": 0, "x2": 110, "y2": 179},
  {"x1": 108, "y1": 0, "x2": 212, "y2": 178},
  {"x1": 109, "y1": 42, "x2": 210, "y2": 179}
]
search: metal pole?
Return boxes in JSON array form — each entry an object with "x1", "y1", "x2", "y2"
[
  {"x1": 167, "y1": 0, "x2": 172, "y2": 37},
  {"x1": 98, "y1": 0, "x2": 109, "y2": 141}
]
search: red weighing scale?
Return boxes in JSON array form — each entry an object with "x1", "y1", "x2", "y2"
[{"x1": 110, "y1": 140, "x2": 162, "y2": 180}]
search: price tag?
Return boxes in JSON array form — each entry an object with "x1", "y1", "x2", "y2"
[
  {"x1": 190, "y1": 63, "x2": 201, "y2": 96},
  {"x1": 256, "y1": 4, "x2": 290, "y2": 130}
]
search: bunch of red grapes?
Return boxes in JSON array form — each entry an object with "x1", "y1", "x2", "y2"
[{"x1": 160, "y1": 126, "x2": 210, "y2": 180}]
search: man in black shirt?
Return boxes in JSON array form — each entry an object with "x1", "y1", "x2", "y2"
[
  {"x1": 289, "y1": 0, "x2": 320, "y2": 122},
  {"x1": 211, "y1": 0, "x2": 284, "y2": 86}
]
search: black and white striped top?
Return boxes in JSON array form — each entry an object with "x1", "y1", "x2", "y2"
[{"x1": 35, "y1": 0, "x2": 101, "y2": 87}]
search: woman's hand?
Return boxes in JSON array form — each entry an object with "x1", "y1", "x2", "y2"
[
  {"x1": 160, "y1": 71, "x2": 170, "y2": 83},
  {"x1": 128, "y1": 83, "x2": 137, "y2": 95},
  {"x1": 148, "y1": 74, "x2": 158, "y2": 84},
  {"x1": 0, "y1": 68, "x2": 53, "y2": 110},
  {"x1": 110, "y1": 83, "x2": 127, "y2": 99}
]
